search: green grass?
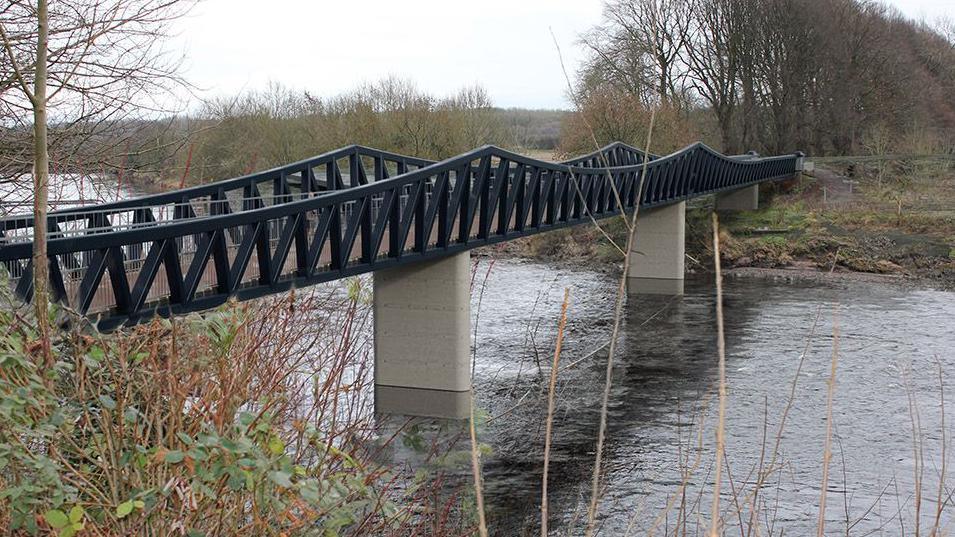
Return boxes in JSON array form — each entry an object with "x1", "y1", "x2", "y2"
[{"x1": 723, "y1": 201, "x2": 813, "y2": 232}]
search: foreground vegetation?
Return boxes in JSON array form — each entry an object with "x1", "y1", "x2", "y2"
[{"x1": 0, "y1": 281, "x2": 478, "y2": 535}]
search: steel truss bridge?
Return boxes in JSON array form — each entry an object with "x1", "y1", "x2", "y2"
[{"x1": 0, "y1": 142, "x2": 801, "y2": 330}]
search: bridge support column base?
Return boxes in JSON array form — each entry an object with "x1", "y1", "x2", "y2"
[
  {"x1": 716, "y1": 185, "x2": 759, "y2": 211},
  {"x1": 375, "y1": 385, "x2": 471, "y2": 419},
  {"x1": 373, "y1": 251, "x2": 471, "y2": 419},
  {"x1": 628, "y1": 202, "x2": 685, "y2": 295},
  {"x1": 627, "y1": 277, "x2": 685, "y2": 295}
]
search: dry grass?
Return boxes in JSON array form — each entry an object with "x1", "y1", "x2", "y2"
[
  {"x1": 541, "y1": 288, "x2": 571, "y2": 536},
  {"x1": 817, "y1": 306, "x2": 840, "y2": 536}
]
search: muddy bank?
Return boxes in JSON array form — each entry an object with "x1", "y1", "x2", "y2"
[{"x1": 725, "y1": 264, "x2": 927, "y2": 287}]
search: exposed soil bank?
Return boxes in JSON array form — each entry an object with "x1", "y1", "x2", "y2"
[
  {"x1": 483, "y1": 163, "x2": 955, "y2": 289},
  {"x1": 725, "y1": 264, "x2": 908, "y2": 285}
]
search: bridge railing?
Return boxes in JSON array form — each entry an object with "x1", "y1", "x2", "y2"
[
  {"x1": 0, "y1": 142, "x2": 799, "y2": 329},
  {"x1": 0, "y1": 145, "x2": 434, "y2": 240},
  {"x1": 560, "y1": 141, "x2": 660, "y2": 167}
]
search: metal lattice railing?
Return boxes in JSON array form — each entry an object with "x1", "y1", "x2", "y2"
[{"x1": 0, "y1": 141, "x2": 802, "y2": 329}]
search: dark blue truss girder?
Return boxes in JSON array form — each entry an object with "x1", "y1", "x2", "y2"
[{"x1": 0, "y1": 141, "x2": 802, "y2": 330}]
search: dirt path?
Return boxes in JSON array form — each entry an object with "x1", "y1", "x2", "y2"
[{"x1": 809, "y1": 167, "x2": 857, "y2": 204}]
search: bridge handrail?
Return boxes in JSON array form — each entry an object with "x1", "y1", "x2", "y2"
[
  {"x1": 0, "y1": 144, "x2": 435, "y2": 231},
  {"x1": 560, "y1": 141, "x2": 661, "y2": 167},
  {"x1": 0, "y1": 140, "x2": 752, "y2": 235},
  {"x1": 0, "y1": 140, "x2": 662, "y2": 230}
]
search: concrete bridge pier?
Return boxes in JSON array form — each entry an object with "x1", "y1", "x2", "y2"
[
  {"x1": 715, "y1": 184, "x2": 759, "y2": 211},
  {"x1": 628, "y1": 202, "x2": 686, "y2": 295},
  {"x1": 373, "y1": 251, "x2": 472, "y2": 418}
]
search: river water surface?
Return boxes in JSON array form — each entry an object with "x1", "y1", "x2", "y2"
[{"x1": 417, "y1": 257, "x2": 955, "y2": 535}]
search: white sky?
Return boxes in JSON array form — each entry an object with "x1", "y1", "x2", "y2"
[{"x1": 172, "y1": 0, "x2": 954, "y2": 110}]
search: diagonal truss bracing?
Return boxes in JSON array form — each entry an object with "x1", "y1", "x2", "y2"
[{"x1": 0, "y1": 141, "x2": 802, "y2": 329}]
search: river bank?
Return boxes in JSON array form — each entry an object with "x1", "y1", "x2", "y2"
[{"x1": 483, "y1": 163, "x2": 955, "y2": 289}]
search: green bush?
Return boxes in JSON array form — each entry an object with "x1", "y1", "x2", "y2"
[{"x1": 0, "y1": 284, "x2": 409, "y2": 536}]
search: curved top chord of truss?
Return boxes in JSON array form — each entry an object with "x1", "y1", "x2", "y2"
[
  {"x1": 0, "y1": 141, "x2": 656, "y2": 231},
  {"x1": 0, "y1": 141, "x2": 803, "y2": 329},
  {"x1": 559, "y1": 141, "x2": 660, "y2": 167}
]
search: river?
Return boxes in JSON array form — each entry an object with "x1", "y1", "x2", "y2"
[{"x1": 384, "y1": 257, "x2": 955, "y2": 535}]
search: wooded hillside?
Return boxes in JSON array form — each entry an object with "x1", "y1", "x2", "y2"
[{"x1": 566, "y1": 0, "x2": 955, "y2": 157}]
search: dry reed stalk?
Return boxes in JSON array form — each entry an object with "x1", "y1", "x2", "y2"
[
  {"x1": 492, "y1": 296, "x2": 680, "y2": 430},
  {"x1": 550, "y1": 29, "x2": 632, "y2": 237},
  {"x1": 472, "y1": 259, "x2": 496, "y2": 379},
  {"x1": 542, "y1": 288, "x2": 571, "y2": 536},
  {"x1": 583, "y1": 109, "x2": 656, "y2": 535},
  {"x1": 468, "y1": 259, "x2": 495, "y2": 537},
  {"x1": 642, "y1": 401, "x2": 712, "y2": 537},
  {"x1": 721, "y1": 447, "x2": 746, "y2": 533},
  {"x1": 708, "y1": 212, "x2": 727, "y2": 537},
  {"x1": 469, "y1": 396, "x2": 489, "y2": 537},
  {"x1": 728, "y1": 263, "x2": 834, "y2": 533},
  {"x1": 550, "y1": 5, "x2": 673, "y2": 533},
  {"x1": 905, "y1": 364, "x2": 926, "y2": 537},
  {"x1": 816, "y1": 305, "x2": 840, "y2": 537},
  {"x1": 560, "y1": 296, "x2": 677, "y2": 376},
  {"x1": 931, "y1": 359, "x2": 947, "y2": 536},
  {"x1": 745, "y1": 305, "x2": 823, "y2": 533},
  {"x1": 561, "y1": 9, "x2": 665, "y2": 534}
]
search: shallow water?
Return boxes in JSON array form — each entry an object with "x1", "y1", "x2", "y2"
[{"x1": 457, "y1": 257, "x2": 955, "y2": 535}]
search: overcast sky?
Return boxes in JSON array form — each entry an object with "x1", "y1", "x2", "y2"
[{"x1": 173, "y1": 0, "x2": 954, "y2": 110}]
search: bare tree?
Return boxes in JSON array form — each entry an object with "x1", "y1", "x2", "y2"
[
  {"x1": 581, "y1": 0, "x2": 691, "y2": 106},
  {"x1": 939, "y1": 17, "x2": 955, "y2": 48},
  {"x1": 752, "y1": 0, "x2": 817, "y2": 153},
  {"x1": 683, "y1": 0, "x2": 746, "y2": 152},
  {"x1": 578, "y1": 0, "x2": 955, "y2": 156},
  {"x1": 0, "y1": 0, "x2": 193, "y2": 356}
]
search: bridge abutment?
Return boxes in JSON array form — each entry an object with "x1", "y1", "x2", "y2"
[
  {"x1": 627, "y1": 202, "x2": 686, "y2": 295},
  {"x1": 715, "y1": 184, "x2": 759, "y2": 211},
  {"x1": 373, "y1": 251, "x2": 471, "y2": 418}
]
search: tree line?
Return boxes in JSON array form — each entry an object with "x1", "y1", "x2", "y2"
[
  {"x1": 135, "y1": 78, "x2": 510, "y2": 188},
  {"x1": 569, "y1": 0, "x2": 955, "y2": 157},
  {"x1": 8, "y1": 1, "x2": 954, "y2": 196}
]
